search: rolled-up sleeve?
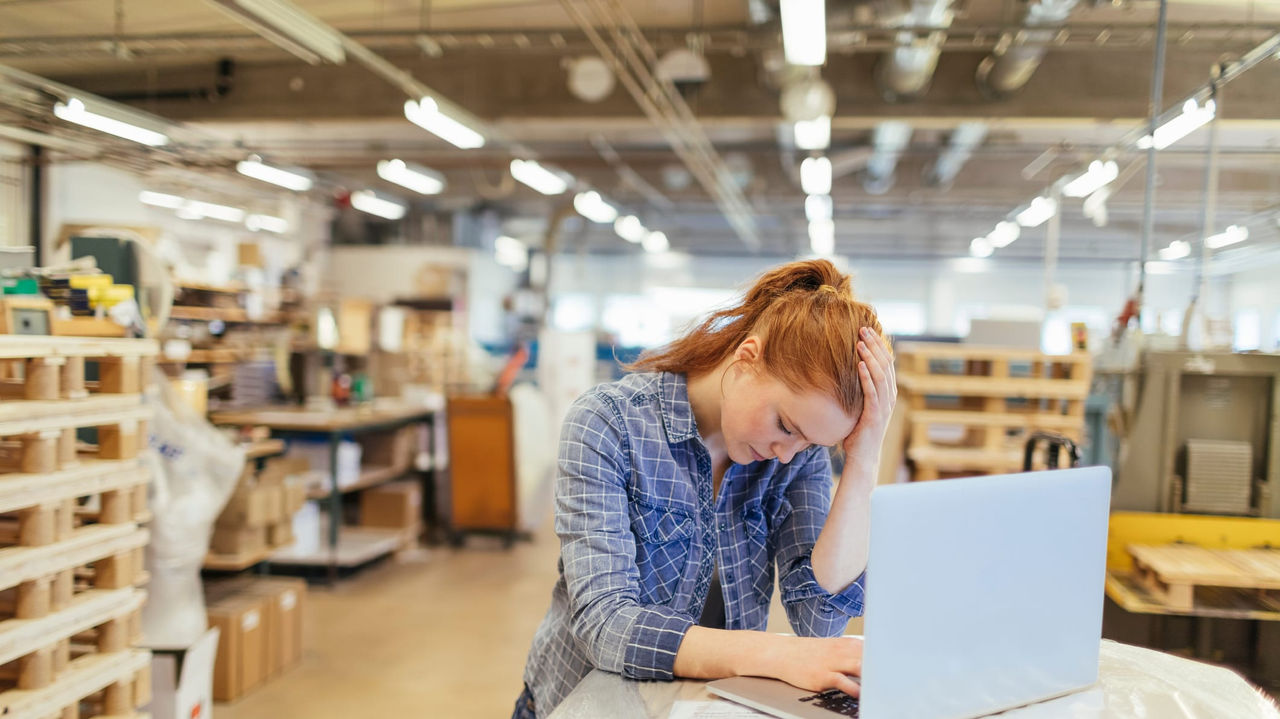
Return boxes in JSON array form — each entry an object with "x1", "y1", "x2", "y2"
[
  {"x1": 775, "y1": 448, "x2": 867, "y2": 636},
  {"x1": 555, "y1": 394, "x2": 695, "y2": 680}
]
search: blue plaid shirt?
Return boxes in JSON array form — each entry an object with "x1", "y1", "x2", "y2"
[{"x1": 522, "y1": 372, "x2": 867, "y2": 714}]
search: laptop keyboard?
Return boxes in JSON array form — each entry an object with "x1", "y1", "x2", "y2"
[{"x1": 798, "y1": 689, "x2": 860, "y2": 717}]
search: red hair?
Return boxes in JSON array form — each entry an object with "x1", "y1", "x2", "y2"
[{"x1": 626, "y1": 259, "x2": 890, "y2": 415}]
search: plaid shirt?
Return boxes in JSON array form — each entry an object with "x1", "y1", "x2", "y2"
[{"x1": 522, "y1": 372, "x2": 867, "y2": 714}]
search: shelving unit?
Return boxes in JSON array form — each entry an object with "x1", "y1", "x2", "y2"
[{"x1": 0, "y1": 336, "x2": 158, "y2": 719}]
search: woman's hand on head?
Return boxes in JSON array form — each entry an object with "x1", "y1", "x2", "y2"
[
  {"x1": 841, "y1": 328, "x2": 897, "y2": 463},
  {"x1": 765, "y1": 635, "x2": 864, "y2": 697}
]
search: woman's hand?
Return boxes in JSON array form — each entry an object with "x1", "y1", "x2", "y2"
[
  {"x1": 764, "y1": 635, "x2": 864, "y2": 697},
  {"x1": 841, "y1": 327, "x2": 897, "y2": 466}
]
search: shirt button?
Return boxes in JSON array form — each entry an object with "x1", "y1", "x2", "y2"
[{"x1": 719, "y1": 522, "x2": 727, "y2": 531}]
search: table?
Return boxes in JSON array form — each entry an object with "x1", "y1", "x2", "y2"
[
  {"x1": 210, "y1": 403, "x2": 435, "y2": 584},
  {"x1": 548, "y1": 640, "x2": 1280, "y2": 719}
]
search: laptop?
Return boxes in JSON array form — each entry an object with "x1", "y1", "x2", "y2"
[{"x1": 707, "y1": 467, "x2": 1112, "y2": 719}]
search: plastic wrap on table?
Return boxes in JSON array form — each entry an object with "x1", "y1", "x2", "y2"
[
  {"x1": 140, "y1": 371, "x2": 246, "y2": 647},
  {"x1": 548, "y1": 640, "x2": 1280, "y2": 719}
]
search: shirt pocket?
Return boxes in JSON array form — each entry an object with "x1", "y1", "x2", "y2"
[
  {"x1": 631, "y1": 502, "x2": 694, "y2": 604},
  {"x1": 741, "y1": 500, "x2": 777, "y2": 604}
]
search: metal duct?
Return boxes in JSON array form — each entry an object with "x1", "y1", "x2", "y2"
[
  {"x1": 876, "y1": 0, "x2": 955, "y2": 102},
  {"x1": 864, "y1": 121, "x2": 912, "y2": 195},
  {"x1": 976, "y1": 0, "x2": 1080, "y2": 99},
  {"x1": 927, "y1": 122, "x2": 988, "y2": 186}
]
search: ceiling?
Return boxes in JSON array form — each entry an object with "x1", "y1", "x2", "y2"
[{"x1": 0, "y1": 0, "x2": 1278, "y2": 262}]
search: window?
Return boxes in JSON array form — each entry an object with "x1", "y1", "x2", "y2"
[{"x1": 1233, "y1": 309, "x2": 1261, "y2": 351}]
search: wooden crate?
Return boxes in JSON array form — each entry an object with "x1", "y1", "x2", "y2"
[
  {"x1": 1127, "y1": 544, "x2": 1280, "y2": 612},
  {"x1": 896, "y1": 343, "x2": 1092, "y2": 481}
]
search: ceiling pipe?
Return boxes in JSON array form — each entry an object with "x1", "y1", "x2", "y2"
[
  {"x1": 863, "y1": 121, "x2": 912, "y2": 194},
  {"x1": 926, "y1": 122, "x2": 988, "y2": 187},
  {"x1": 875, "y1": 0, "x2": 955, "y2": 102},
  {"x1": 975, "y1": 0, "x2": 1080, "y2": 99}
]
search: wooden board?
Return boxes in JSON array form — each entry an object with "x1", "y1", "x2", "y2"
[
  {"x1": 0, "y1": 649, "x2": 150, "y2": 719},
  {"x1": 0, "y1": 337, "x2": 157, "y2": 360},
  {"x1": 267, "y1": 527, "x2": 402, "y2": 568},
  {"x1": 243, "y1": 439, "x2": 286, "y2": 461},
  {"x1": 0, "y1": 458, "x2": 148, "y2": 516},
  {"x1": 898, "y1": 374, "x2": 1090, "y2": 399},
  {"x1": 1129, "y1": 544, "x2": 1280, "y2": 589},
  {"x1": 210, "y1": 404, "x2": 433, "y2": 432},
  {"x1": 0, "y1": 589, "x2": 144, "y2": 667},
  {"x1": 1105, "y1": 571, "x2": 1280, "y2": 621},
  {"x1": 307, "y1": 464, "x2": 408, "y2": 500},
  {"x1": 0, "y1": 525, "x2": 149, "y2": 594},
  {"x1": 0, "y1": 394, "x2": 145, "y2": 428},
  {"x1": 907, "y1": 409, "x2": 1084, "y2": 430},
  {"x1": 895, "y1": 343, "x2": 1091, "y2": 364}
]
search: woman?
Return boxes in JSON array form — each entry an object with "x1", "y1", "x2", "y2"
[{"x1": 513, "y1": 259, "x2": 896, "y2": 718}]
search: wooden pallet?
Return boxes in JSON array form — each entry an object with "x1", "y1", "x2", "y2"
[
  {"x1": 0, "y1": 397, "x2": 151, "y2": 476},
  {"x1": 0, "y1": 648, "x2": 150, "y2": 719},
  {"x1": 1127, "y1": 544, "x2": 1280, "y2": 612},
  {"x1": 0, "y1": 337, "x2": 158, "y2": 403},
  {"x1": 896, "y1": 343, "x2": 1091, "y2": 481}
]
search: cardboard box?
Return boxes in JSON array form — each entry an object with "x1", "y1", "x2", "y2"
[
  {"x1": 360, "y1": 480, "x2": 421, "y2": 531},
  {"x1": 358, "y1": 426, "x2": 416, "y2": 471},
  {"x1": 216, "y1": 485, "x2": 274, "y2": 528},
  {"x1": 210, "y1": 526, "x2": 267, "y2": 556},
  {"x1": 146, "y1": 627, "x2": 220, "y2": 719},
  {"x1": 267, "y1": 521, "x2": 294, "y2": 548},
  {"x1": 237, "y1": 578, "x2": 307, "y2": 677},
  {"x1": 282, "y1": 478, "x2": 307, "y2": 515},
  {"x1": 206, "y1": 596, "x2": 268, "y2": 701},
  {"x1": 259, "y1": 456, "x2": 310, "y2": 485}
]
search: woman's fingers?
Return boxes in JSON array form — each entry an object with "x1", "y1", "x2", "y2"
[{"x1": 832, "y1": 673, "x2": 862, "y2": 698}]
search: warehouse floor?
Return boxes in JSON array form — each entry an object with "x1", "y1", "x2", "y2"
[{"x1": 215, "y1": 517, "x2": 831, "y2": 718}]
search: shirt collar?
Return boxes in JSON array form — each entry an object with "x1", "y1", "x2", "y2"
[{"x1": 659, "y1": 372, "x2": 699, "y2": 444}]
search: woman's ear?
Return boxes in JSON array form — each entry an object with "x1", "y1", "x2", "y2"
[{"x1": 734, "y1": 335, "x2": 762, "y2": 363}]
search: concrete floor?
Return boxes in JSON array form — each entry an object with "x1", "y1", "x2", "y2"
[{"x1": 216, "y1": 518, "x2": 859, "y2": 718}]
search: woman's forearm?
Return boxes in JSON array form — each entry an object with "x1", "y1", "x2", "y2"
[
  {"x1": 673, "y1": 626, "x2": 781, "y2": 680},
  {"x1": 810, "y1": 457, "x2": 877, "y2": 594}
]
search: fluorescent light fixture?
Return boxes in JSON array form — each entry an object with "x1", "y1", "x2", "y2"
[
  {"x1": 180, "y1": 199, "x2": 245, "y2": 224},
  {"x1": 800, "y1": 156, "x2": 832, "y2": 195},
  {"x1": 236, "y1": 156, "x2": 314, "y2": 192},
  {"x1": 1062, "y1": 160, "x2": 1119, "y2": 198},
  {"x1": 510, "y1": 159, "x2": 570, "y2": 195},
  {"x1": 1137, "y1": 98, "x2": 1216, "y2": 150},
  {"x1": 1205, "y1": 224, "x2": 1249, "y2": 249},
  {"x1": 350, "y1": 190, "x2": 407, "y2": 220},
  {"x1": 495, "y1": 235, "x2": 529, "y2": 272},
  {"x1": 139, "y1": 191, "x2": 184, "y2": 209},
  {"x1": 212, "y1": 0, "x2": 346, "y2": 65},
  {"x1": 1015, "y1": 196, "x2": 1057, "y2": 228},
  {"x1": 642, "y1": 230, "x2": 669, "y2": 254},
  {"x1": 1143, "y1": 261, "x2": 1177, "y2": 275},
  {"x1": 246, "y1": 214, "x2": 289, "y2": 233},
  {"x1": 1158, "y1": 240, "x2": 1190, "y2": 260},
  {"x1": 376, "y1": 159, "x2": 445, "y2": 195},
  {"x1": 615, "y1": 215, "x2": 647, "y2": 243},
  {"x1": 573, "y1": 191, "x2": 618, "y2": 224},
  {"x1": 987, "y1": 220, "x2": 1020, "y2": 248},
  {"x1": 780, "y1": 0, "x2": 827, "y2": 66},
  {"x1": 794, "y1": 115, "x2": 831, "y2": 151},
  {"x1": 805, "y1": 194, "x2": 833, "y2": 222},
  {"x1": 808, "y1": 219, "x2": 834, "y2": 256},
  {"x1": 969, "y1": 237, "x2": 994, "y2": 258},
  {"x1": 53, "y1": 97, "x2": 168, "y2": 147},
  {"x1": 404, "y1": 97, "x2": 485, "y2": 149}
]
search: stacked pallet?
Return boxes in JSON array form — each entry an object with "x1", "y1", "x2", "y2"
[
  {"x1": 0, "y1": 336, "x2": 158, "y2": 719},
  {"x1": 897, "y1": 343, "x2": 1092, "y2": 481}
]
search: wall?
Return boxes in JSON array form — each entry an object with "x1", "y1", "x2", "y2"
[{"x1": 0, "y1": 141, "x2": 28, "y2": 248}]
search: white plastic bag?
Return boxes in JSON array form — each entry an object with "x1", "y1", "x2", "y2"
[{"x1": 141, "y1": 372, "x2": 245, "y2": 647}]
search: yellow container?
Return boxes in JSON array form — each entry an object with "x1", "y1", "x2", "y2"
[
  {"x1": 170, "y1": 374, "x2": 209, "y2": 416},
  {"x1": 69, "y1": 274, "x2": 114, "y2": 290},
  {"x1": 88, "y1": 284, "x2": 135, "y2": 308}
]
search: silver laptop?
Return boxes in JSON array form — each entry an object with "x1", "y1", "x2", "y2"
[{"x1": 708, "y1": 467, "x2": 1111, "y2": 719}]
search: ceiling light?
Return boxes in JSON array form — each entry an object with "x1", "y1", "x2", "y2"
[
  {"x1": 181, "y1": 199, "x2": 245, "y2": 224},
  {"x1": 1015, "y1": 196, "x2": 1057, "y2": 228},
  {"x1": 794, "y1": 115, "x2": 831, "y2": 151},
  {"x1": 615, "y1": 215, "x2": 646, "y2": 243},
  {"x1": 969, "y1": 237, "x2": 993, "y2": 258},
  {"x1": 376, "y1": 159, "x2": 445, "y2": 195},
  {"x1": 495, "y1": 235, "x2": 529, "y2": 272},
  {"x1": 404, "y1": 97, "x2": 485, "y2": 149},
  {"x1": 350, "y1": 190, "x2": 407, "y2": 220},
  {"x1": 780, "y1": 0, "x2": 827, "y2": 66},
  {"x1": 510, "y1": 159, "x2": 570, "y2": 195},
  {"x1": 987, "y1": 221, "x2": 1020, "y2": 248},
  {"x1": 139, "y1": 191, "x2": 184, "y2": 209},
  {"x1": 808, "y1": 219, "x2": 834, "y2": 256},
  {"x1": 1062, "y1": 160, "x2": 1119, "y2": 198},
  {"x1": 800, "y1": 156, "x2": 832, "y2": 195},
  {"x1": 574, "y1": 191, "x2": 618, "y2": 224},
  {"x1": 236, "y1": 156, "x2": 314, "y2": 192},
  {"x1": 210, "y1": 0, "x2": 346, "y2": 65},
  {"x1": 1158, "y1": 240, "x2": 1190, "y2": 260},
  {"x1": 246, "y1": 214, "x2": 289, "y2": 233},
  {"x1": 1137, "y1": 98, "x2": 1215, "y2": 151},
  {"x1": 53, "y1": 97, "x2": 168, "y2": 147},
  {"x1": 1082, "y1": 187, "x2": 1111, "y2": 227},
  {"x1": 805, "y1": 194, "x2": 833, "y2": 222},
  {"x1": 642, "y1": 230, "x2": 670, "y2": 254},
  {"x1": 1205, "y1": 224, "x2": 1249, "y2": 249}
]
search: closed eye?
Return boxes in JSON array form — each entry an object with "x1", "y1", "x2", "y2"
[{"x1": 777, "y1": 417, "x2": 793, "y2": 436}]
